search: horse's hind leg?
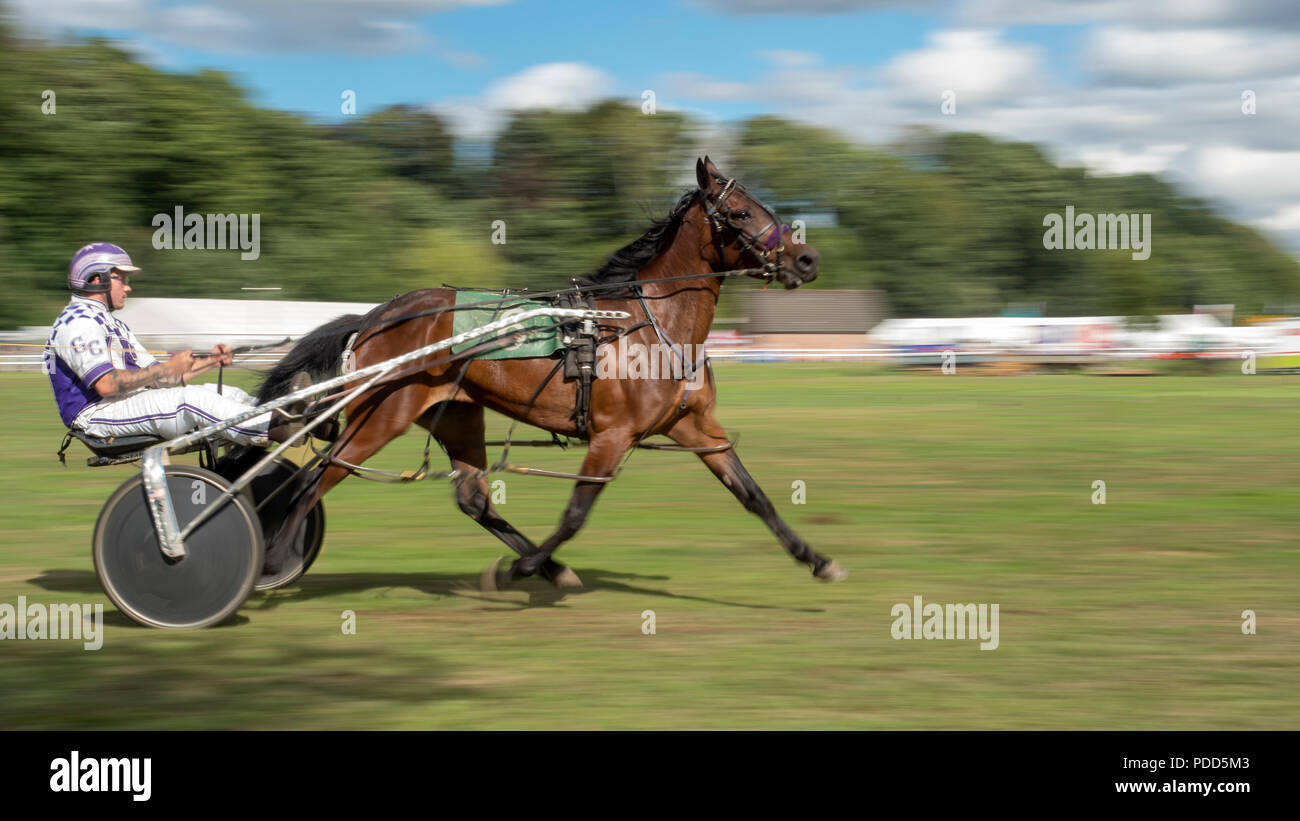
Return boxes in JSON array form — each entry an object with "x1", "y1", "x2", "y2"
[
  {"x1": 423, "y1": 402, "x2": 581, "y2": 588},
  {"x1": 668, "y1": 411, "x2": 847, "y2": 582},
  {"x1": 502, "y1": 429, "x2": 633, "y2": 584}
]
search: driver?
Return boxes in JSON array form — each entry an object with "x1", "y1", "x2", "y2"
[{"x1": 46, "y1": 242, "x2": 307, "y2": 446}]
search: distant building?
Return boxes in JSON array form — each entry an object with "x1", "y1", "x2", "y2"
[
  {"x1": 740, "y1": 289, "x2": 885, "y2": 350},
  {"x1": 743, "y1": 289, "x2": 886, "y2": 334}
]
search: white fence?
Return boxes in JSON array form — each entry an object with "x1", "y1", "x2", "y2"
[{"x1": 4, "y1": 299, "x2": 1299, "y2": 371}]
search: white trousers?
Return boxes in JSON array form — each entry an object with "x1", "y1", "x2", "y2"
[{"x1": 74, "y1": 384, "x2": 271, "y2": 446}]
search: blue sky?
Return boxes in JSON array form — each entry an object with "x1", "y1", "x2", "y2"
[
  {"x1": 54, "y1": 1, "x2": 950, "y2": 123},
  {"x1": 11, "y1": 0, "x2": 1082, "y2": 123},
  {"x1": 8, "y1": 0, "x2": 1300, "y2": 250}
]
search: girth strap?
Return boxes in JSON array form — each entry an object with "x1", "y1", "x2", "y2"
[{"x1": 555, "y1": 289, "x2": 599, "y2": 440}]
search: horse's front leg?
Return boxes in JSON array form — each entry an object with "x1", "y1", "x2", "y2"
[
  {"x1": 496, "y1": 429, "x2": 633, "y2": 585},
  {"x1": 667, "y1": 412, "x2": 847, "y2": 582}
]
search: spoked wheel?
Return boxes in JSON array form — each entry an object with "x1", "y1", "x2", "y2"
[
  {"x1": 93, "y1": 465, "x2": 263, "y2": 629},
  {"x1": 245, "y1": 458, "x2": 325, "y2": 591}
]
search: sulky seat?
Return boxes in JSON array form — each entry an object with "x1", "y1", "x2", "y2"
[{"x1": 59, "y1": 429, "x2": 219, "y2": 467}]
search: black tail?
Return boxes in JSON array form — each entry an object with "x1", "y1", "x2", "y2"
[{"x1": 256, "y1": 313, "x2": 363, "y2": 404}]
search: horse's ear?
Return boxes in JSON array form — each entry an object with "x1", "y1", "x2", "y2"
[{"x1": 697, "y1": 156, "x2": 723, "y2": 190}]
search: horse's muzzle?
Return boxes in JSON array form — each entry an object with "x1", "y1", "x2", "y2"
[{"x1": 794, "y1": 248, "x2": 819, "y2": 282}]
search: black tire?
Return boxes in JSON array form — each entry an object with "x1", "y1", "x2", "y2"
[
  {"x1": 93, "y1": 465, "x2": 263, "y2": 629},
  {"x1": 300, "y1": 500, "x2": 325, "y2": 575},
  {"x1": 218, "y1": 456, "x2": 325, "y2": 591},
  {"x1": 253, "y1": 493, "x2": 324, "y2": 591}
]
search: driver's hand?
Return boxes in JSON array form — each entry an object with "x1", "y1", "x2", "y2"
[
  {"x1": 166, "y1": 349, "x2": 195, "y2": 378},
  {"x1": 210, "y1": 343, "x2": 234, "y2": 367}
]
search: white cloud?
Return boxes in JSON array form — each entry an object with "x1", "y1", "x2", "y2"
[
  {"x1": 884, "y1": 29, "x2": 1045, "y2": 103},
  {"x1": 1085, "y1": 26, "x2": 1300, "y2": 86},
  {"x1": 158, "y1": 4, "x2": 256, "y2": 47},
  {"x1": 8, "y1": 0, "x2": 151, "y2": 30},
  {"x1": 1193, "y1": 146, "x2": 1300, "y2": 208},
  {"x1": 1074, "y1": 144, "x2": 1189, "y2": 176},
  {"x1": 958, "y1": 0, "x2": 1300, "y2": 27},
  {"x1": 8, "y1": 0, "x2": 508, "y2": 56},
  {"x1": 1254, "y1": 204, "x2": 1300, "y2": 233},
  {"x1": 484, "y1": 62, "x2": 612, "y2": 111},
  {"x1": 436, "y1": 62, "x2": 615, "y2": 138}
]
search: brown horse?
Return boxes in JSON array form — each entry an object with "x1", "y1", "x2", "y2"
[{"x1": 255, "y1": 157, "x2": 847, "y2": 589}]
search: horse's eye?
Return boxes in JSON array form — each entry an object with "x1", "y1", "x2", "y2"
[{"x1": 733, "y1": 210, "x2": 751, "y2": 220}]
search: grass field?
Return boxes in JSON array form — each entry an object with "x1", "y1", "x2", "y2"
[{"x1": 0, "y1": 367, "x2": 1296, "y2": 729}]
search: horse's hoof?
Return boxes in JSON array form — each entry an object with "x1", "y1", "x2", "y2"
[
  {"x1": 480, "y1": 556, "x2": 508, "y2": 593},
  {"x1": 548, "y1": 566, "x2": 583, "y2": 589},
  {"x1": 815, "y1": 561, "x2": 848, "y2": 582}
]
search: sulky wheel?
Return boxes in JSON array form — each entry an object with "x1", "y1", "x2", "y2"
[
  {"x1": 93, "y1": 465, "x2": 263, "y2": 629},
  {"x1": 243, "y1": 458, "x2": 325, "y2": 591}
]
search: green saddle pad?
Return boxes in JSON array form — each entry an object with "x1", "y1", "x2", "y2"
[{"x1": 451, "y1": 290, "x2": 562, "y2": 360}]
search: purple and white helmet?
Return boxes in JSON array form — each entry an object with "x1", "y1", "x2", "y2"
[{"x1": 68, "y1": 242, "x2": 141, "y2": 293}]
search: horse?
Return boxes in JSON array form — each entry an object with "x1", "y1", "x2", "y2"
[{"x1": 254, "y1": 157, "x2": 847, "y2": 590}]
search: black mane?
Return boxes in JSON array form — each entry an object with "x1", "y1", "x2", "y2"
[{"x1": 575, "y1": 189, "x2": 700, "y2": 287}]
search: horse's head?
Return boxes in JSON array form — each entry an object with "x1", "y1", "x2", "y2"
[{"x1": 694, "y1": 156, "x2": 819, "y2": 289}]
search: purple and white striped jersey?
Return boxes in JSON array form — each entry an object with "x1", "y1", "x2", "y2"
[{"x1": 46, "y1": 295, "x2": 157, "y2": 427}]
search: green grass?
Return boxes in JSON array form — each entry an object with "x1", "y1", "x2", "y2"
[{"x1": 0, "y1": 367, "x2": 1296, "y2": 729}]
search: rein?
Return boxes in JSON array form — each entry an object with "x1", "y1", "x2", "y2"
[{"x1": 191, "y1": 338, "x2": 293, "y2": 359}]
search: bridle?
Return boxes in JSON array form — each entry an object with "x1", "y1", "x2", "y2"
[{"x1": 702, "y1": 176, "x2": 789, "y2": 283}]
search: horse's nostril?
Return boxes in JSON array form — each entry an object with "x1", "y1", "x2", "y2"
[{"x1": 796, "y1": 252, "x2": 818, "y2": 273}]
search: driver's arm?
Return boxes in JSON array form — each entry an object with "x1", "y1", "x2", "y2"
[
  {"x1": 92, "y1": 351, "x2": 194, "y2": 397},
  {"x1": 91, "y1": 343, "x2": 234, "y2": 397}
]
